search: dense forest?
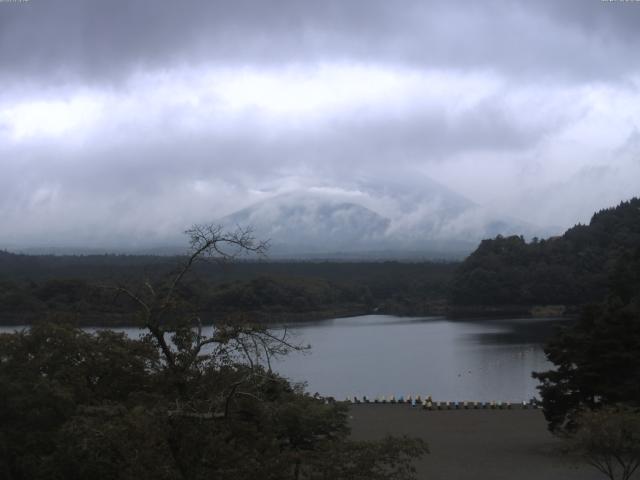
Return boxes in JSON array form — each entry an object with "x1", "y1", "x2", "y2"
[
  {"x1": 450, "y1": 198, "x2": 640, "y2": 310},
  {"x1": 0, "y1": 254, "x2": 455, "y2": 326}
]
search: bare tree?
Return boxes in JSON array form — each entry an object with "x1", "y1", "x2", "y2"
[
  {"x1": 110, "y1": 224, "x2": 306, "y2": 380},
  {"x1": 571, "y1": 406, "x2": 640, "y2": 480}
]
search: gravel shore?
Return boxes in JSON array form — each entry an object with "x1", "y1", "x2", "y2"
[{"x1": 349, "y1": 405, "x2": 612, "y2": 480}]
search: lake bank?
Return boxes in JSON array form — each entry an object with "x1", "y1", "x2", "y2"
[
  {"x1": 446, "y1": 304, "x2": 581, "y2": 319},
  {"x1": 0, "y1": 303, "x2": 578, "y2": 327},
  {"x1": 349, "y1": 405, "x2": 604, "y2": 480}
]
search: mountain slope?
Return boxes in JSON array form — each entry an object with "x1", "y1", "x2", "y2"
[
  {"x1": 220, "y1": 192, "x2": 392, "y2": 254},
  {"x1": 219, "y1": 185, "x2": 548, "y2": 258}
]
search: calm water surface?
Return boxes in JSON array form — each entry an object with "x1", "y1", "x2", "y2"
[
  {"x1": 268, "y1": 315, "x2": 568, "y2": 402},
  {"x1": 0, "y1": 315, "x2": 571, "y2": 402}
]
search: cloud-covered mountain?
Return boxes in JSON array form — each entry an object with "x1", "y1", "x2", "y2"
[
  {"x1": 2, "y1": 2, "x2": 639, "y2": 254},
  {"x1": 219, "y1": 181, "x2": 550, "y2": 259},
  {"x1": 221, "y1": 192, "x2": 392, "y2": 255}
]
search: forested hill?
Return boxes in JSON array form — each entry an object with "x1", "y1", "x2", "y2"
[{"x1": 450, "y1": 197, "x2": 640, "y2": 308}]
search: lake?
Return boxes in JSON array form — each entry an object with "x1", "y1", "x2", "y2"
[
  {"x1": 269, "y1": 315, "x2": 567, "y2": 402},
  {"x1": 0, "y1": 315, "x2": 570, "y2": 402}
]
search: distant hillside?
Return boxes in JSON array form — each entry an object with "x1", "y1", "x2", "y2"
[
  {"x1": 218, "y1": 189, "x2": 548, "y2": 258},
  {"x1": 450, "y1": 197, "x2": 640, "y2": 308},
  {"x1": 221, "y1": 192, "x2": 392, "y2": 254},
  {"x1": 3, "y1": 176, "x2": 551, "y2": 259}
]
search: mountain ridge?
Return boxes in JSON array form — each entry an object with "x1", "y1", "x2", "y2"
[{"x1": 219, "y1": 189, "x2": 549, "y2": 257}]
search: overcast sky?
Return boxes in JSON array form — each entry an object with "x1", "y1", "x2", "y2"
[{"x1": 1, "y1": 0, "x2": 639, "y2": 249}]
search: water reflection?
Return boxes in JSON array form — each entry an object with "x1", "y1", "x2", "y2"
[{"x1": 458, "y1": 317, "x2": 575, "y2": 345}]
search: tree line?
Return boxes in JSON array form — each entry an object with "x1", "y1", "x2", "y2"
[
  {"x1": 0, "y1": 254, "x2": 455, "y2": 325},
  {"x1": 450, "y1": 198, "x2": 640, "y2": 308}
]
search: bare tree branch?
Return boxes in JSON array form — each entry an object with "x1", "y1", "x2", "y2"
[{"x1": 107, "y1": 285, "x2": 151, "y2": 315}]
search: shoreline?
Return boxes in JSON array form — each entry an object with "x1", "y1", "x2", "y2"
[
  {"x1": 349, "y1": 405, "x2": 605, "y2": 480},
  {"x1": 0, "y1": 306, "x2": 578, "y2": 328}
]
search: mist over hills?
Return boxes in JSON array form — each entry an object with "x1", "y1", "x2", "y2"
[
  {"x1": 7, "y1": 178, "x2": 555, "y2": 259},
  {"x1": 219, "y1": 184, "x2": 551, "y2": 259},
  {"x1": 221, "y1": 192, "x2": 391, "y2": 255}
]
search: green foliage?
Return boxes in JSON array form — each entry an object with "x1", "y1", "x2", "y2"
[
  {"x1": 0, "y1": 323, "x2": 427, "y2": 480},
  {"x1": 208, "y1": 276, "x2": 343, "y2": 311},
  {"x1": 533, "y1": 241, "x2": 640, "y2": 433},
  {"x1": 0, "y1": 323, "x2": 159, "y2": 479},
  {"x1": 533, "y1": 301, "x2": 640, "y2": 432},
  {"x1": 451, "y1": 198, "x2": 640, "y2": 307}
]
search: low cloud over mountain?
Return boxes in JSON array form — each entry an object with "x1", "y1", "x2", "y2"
[
  {"x1": 219, "y1": 180, "x2": 549, "y2": 259},
  {"x1": 3, "y1": 1, "x2": 638, "y2": 252}
]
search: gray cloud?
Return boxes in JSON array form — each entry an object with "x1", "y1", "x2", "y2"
[
  {"x1": 1, "y1": 0, "x2": 639, "y2": 250},
  {"x1": 2, "y1": 0, "x2": 640, "y2": 85},
  {"x1": 0, "y1": 89, "x2": 562, "y2": 205}
]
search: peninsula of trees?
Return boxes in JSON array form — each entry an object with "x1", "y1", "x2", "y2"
[{"x1": 449, "y1": 197, "x2": 640, "y2": 314}]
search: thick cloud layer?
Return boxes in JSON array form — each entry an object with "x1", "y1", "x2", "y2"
[
  {"x1": 3, "y1": 0, "x2": 640, "y2": 82},
  {"x1": 1, "y1": 0, "x2": 639, "y2": 251}
]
